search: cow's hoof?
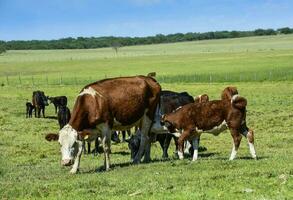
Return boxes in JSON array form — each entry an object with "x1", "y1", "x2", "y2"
[
  {"x1": 133, "y1": 159, "x2": 140, "y2": 165},
  {"x1": 69, "y1": 168, "x2": 79, "y2": 174}
]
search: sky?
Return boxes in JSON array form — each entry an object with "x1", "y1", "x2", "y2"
[{"x1": 0, "y1": 0, "x2": 293, "y2": 41}]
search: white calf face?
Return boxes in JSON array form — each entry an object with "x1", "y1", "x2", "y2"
[{"x1": 58, "y1": 124, "x2": 78, "y2": 166}]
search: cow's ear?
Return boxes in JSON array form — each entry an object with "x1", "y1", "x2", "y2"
[{"x1": 45, "y1": 133, "x2": 59, "y2": 141}]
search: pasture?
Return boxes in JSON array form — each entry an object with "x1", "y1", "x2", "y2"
[{"x1": 0, "y1": 35, "x2": 293, "y2": 199}]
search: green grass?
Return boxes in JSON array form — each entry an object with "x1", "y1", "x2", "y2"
[
  {"x1": 0, "y1": 35, "x2": 293, "y2": 199},
  {"x1": 1, "y1": 34, "x2": 293, "y2": 85}
]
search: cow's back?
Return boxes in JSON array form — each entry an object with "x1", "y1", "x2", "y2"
[{"x1": 80, "y1": 76, "x2": 161, "y2": 125}]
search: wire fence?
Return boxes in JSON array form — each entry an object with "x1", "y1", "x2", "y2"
[{"x1": 1, "y1": 70, "x2": 292, "y2": 87}]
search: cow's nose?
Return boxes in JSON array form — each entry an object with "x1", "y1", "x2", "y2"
[{"x1": 61, "y1": 159, "x2": 72, "y2": 166}]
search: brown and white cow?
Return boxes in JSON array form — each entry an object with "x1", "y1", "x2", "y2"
[
  {"x1": 45, "y1": 75, "x2": 161, "y2": 173},
  {"x1": 161, "y1": 87, "x2": 256, "y2": 161}
]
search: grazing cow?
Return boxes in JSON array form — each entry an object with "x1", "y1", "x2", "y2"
[
  {"x1": 32, "y1": 91, "x2": 48, "y2": 118},
  {"x1": 57, "y1": 106, "x2": 71, "y2": 129},
  {"x1": 25, "y1": 101, "x2": 35, "y2": 118},
  {"x1": 128, "y1": 90, "x2": 195, "y2": 159},
  {"x1": 45, "y1": 75, "x2": 161, "y2": 173},
  {"x1": 161, "y1": 87, "x2": 256, "y2": 161},
  {"x1": 48, "y1": 96, "x2": 68, "y2": 114}
]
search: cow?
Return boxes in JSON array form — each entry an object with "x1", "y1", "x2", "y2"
[
  {"x1": 45, "y1": 75, "x2": 161, "y2": 173},
  {"x1": 161, "y1": 87, "x2": 257, "y2": 161},
  {"x1": 25, "y1": 101, "x2": 35, "y2": 118},
  {"x1": 32, "y1": 91, "x2": 48, "y2": 118},
  {"x1": 57, "y1": 106, "x2": 71, "y2": 129},
  {"x1": 127, "y1": 90, "x2": 195, "y2": 159},
  {"x1": 48, "y1": 96, "x2": 68, "y2": 114}
]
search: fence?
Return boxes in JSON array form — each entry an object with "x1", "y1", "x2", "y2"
[{"x1": 1, "y1": 70, "x2": 292, "y2": 87}]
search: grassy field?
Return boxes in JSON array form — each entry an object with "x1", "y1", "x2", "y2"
[{"x1": 0, "y1": 35, "x2": 293, "y2": 199}]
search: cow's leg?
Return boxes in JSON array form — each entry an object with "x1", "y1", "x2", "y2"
[
  {"x1": 34, "y1": 107, "x2": 37, "y2": 117},
  {"x1": 184, "y1": 140, "x2": 192, "y2": 155},
  {"x1": 191, "y1": 136, "x2": 199, "y2": 161},
  {"x1": 55, "y1": 105, "x2": 57, "y2": 114},
  {"x1": 144, "y1": 138, "x2": 151, "y2": 163},
  {"x1": 162, "y1": 134, "x2": 172, "y2": 158},
  {"x1": 102, "y1": 124, "x2": 111, "y2": 171},
  {"x1": 70, "y1": 141, "x2": 83, "y2": 174},
  {"x1": 177, "y1": 129, "x2": 191, "y2": 160},
  {"x1": 94, "y1": 138, "x2": 99, "y2": 156},
  {"x1": 122, "y1": 131, "x2": 126, "y2": 142},
  {"x1": 229, "y1": 129, "x2": 242, "y2": 160},
  {"x1": 246, "y1": 129, "x2": 257, "y2": 159},
  {"x1": 133, "y1": 114, "x2": 152, "y2": 164},
  {"x1": 42, "y1": 107, "x2": 45, "y2": 118},
  {"x1": 38, "y1": 107, "x2": 41, "y2": 118},
  {"x1": 87, "y1": 141, "x2": 91, "y2": 154},
  {"x1": 82, "y1": 140, "x2": 86, "y2": 154}
]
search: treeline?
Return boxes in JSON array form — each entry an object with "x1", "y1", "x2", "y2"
[{"x1": 1, "y1": 27, "x2": 293, "y2": 51}]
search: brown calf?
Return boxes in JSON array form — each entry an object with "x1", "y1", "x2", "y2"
[{"x1": 162, "y1": 87, "x2": 256, "y2": 161}]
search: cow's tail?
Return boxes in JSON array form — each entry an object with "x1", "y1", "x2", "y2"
[{"x1": 231, "y1": 95, "x2": 247, "y2": 110}]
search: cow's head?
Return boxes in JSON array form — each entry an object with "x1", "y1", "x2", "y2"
[
  {"x1": 160, "y1": 114, "x2": 174, "y2": 131},
  {"x1": 45, "y1": 124, "x2": 80, "y2": 166},
  {"x1": 221, "y1": 86, "x2": 238, "y2": 102},
  {"x1": 126, "y1": 134, "x2": 141, "y2": 160}
]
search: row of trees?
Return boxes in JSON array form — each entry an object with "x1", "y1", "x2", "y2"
[{"x1": 1, "y1": 27, "x2": 293, "y2": 51}]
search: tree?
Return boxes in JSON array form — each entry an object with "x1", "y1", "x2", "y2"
[
  {"x1": 278, "y1": 27, "x2": 293, "y2": 34},
  {"x1": 0, "y1": 42, "x2": 6, "y2": 54}
]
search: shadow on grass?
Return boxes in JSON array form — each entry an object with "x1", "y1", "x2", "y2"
[
  {"x1": 238, "y1": 156, "x2": 267, "y2": 160},
  {"x1": 213, "y1": 155, "x2": 267, "y2": 160},
  {"x1": 112, "y1": 151, "x2": 130, "y2": 156},
  {"x1": 82, "y1": 152, "x2": 219, "y2": 174},
  {"x1": 45, "y1": 116, "x2": 57, "y2": 120}
]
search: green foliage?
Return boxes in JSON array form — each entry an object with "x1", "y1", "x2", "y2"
[
  {"x1": 278, "y1": 27, "x2": 293, "y2": 34},
  {"x1": 2, "y1": 27, "x2": 292, "y2": 50},
  {"x1": 0, "y1": 41, "x2": 6, "y2": 54}
]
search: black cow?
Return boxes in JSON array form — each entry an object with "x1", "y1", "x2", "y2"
[
  {"x1": 48, "y1": 96, "x2": 67, "y2": 114},
  {"x1": 25, "y1": 101, "x2": 35, "y2": 118},
  {"x1": 57, "y1": 106, "x2": 71, "y2": 129},
  {"x1": 32, "y1": 91, "x2": 49, "y2": 118},
  {"x1": 127, "y1": 90, "x2": 195, "y2": 159}
]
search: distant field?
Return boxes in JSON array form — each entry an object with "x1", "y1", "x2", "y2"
[
  {"x1": 0, "y1": 34, "x2": 293, "y2": 85},
  {"x1": 0, "y1": 35, "x2": 293, "y2": 199}
]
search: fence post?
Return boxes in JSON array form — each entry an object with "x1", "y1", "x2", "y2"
[
  {"x1": 209, "y1": 74, "x2": 212, "y2": 84},
  {"x1": 6, "y1": 75, "x2": 9, "y2": 86},
  {"x1": 254, "y1": 73, "x2": 257, "y2": 81},
  {"x1": 46, "y1": 75, "x2": 48, "y2": 85},
  {"x1": 32, "y1": 76, "x2": 34, "y2": 86}
]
